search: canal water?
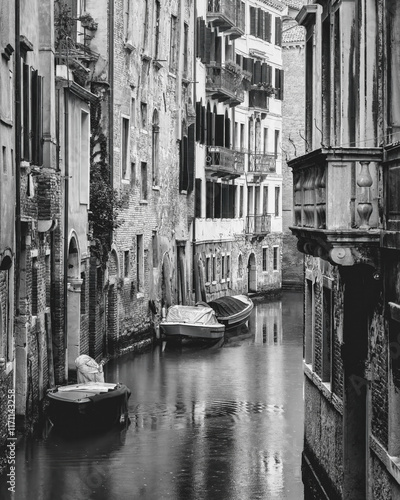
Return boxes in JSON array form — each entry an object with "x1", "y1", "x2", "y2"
[{"x1": 2, "y1": 291, "x2": 304, "y2": 500}]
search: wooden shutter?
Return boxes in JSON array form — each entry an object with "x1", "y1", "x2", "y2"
[
  {"x1": 187, "y1": 124, "x2": 195, "y2": 193},
  {"x1": 195, "y1": 178, "x2": 202, "y2": 217},
  {"x1": 201, "y1": 105, "x2": 206, "y2": 145},
  {"x1": 215, "y1": 115, "x2": 225, "y2": 146},
  {"x1": 250, "y1": 7, "x2": 256, "y2": 36},
  {"x1": 280, "y1": 69, "x2": 284, "y2": 100},
  {"x1": 196, "y1": 102, "x2": 201, "y2": 141},
  {"x1": 254, "y1": 61, "x2": 262, "y2": 85},
  {"x1": 31, "y1": 69, "x2": 38, "y2": 164},
  {"x1": 267, "y1": 65, "x2": 273, "y2": 85},
  {"x1": 37, "y1": 76, "x2": 43, "y2": 166},
  {"x1": 275, "y1": 17, "x2": 282, "y2": 46},
  {"x1": 265, "y1": 12, "x2": 272, "y2": 42},
  {"x1": 261, "y1": 63, "x2": 268, "y2": 84},
  {"x1": 257, "y1": 8, "x2": 263, "y2": 39},
  {"x1": 224, "y1": 117, "x2": 230, "y2": 148},
  {"x1": 197, "y1": 18, "x2": 206, "y2": 61},
  {"x1": 204, "y1": 27, "x2": 212, "y2": 64},
  {"x1": 23, "y1": 63, "x2": 30, "y2": 161}
]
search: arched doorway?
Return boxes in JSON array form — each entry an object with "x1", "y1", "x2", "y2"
[
  {"x1": 67, "y1": 235, "x2": 82, "y2": 374},
  {"x1": 248, "y1": 253, "x2": 257, "y2": 293}
]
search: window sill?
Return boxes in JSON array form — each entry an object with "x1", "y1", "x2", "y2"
[{"x1": 139, "y1": 200, "x2": 148, "y2": 205}]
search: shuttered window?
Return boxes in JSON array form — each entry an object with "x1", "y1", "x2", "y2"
[
  {"x1": 275, "y1": 68, "x2": 284, "y2": 100},
  {"x1": 275, "y1": 17, "x2": 282, "y2": 46},
  {"x1": 31, "y1": 69, "x2": 43, "y2": 166},
  {"x1": 250, "y1": 7, "x2": 257, "y2": 35}
]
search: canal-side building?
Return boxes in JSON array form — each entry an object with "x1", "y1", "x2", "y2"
[
  {"x1": 86, "y1": 0, "x2": 196, "y2": 354},
  {"x1": 193, "y1": 0, "x2": 286, "y2": 301},
  {"x1": 0, "y1": 0, "x2": 16, "y2": 469},
  {"x1": 280, "y1": 0, "x2": 305, "y2": 290},
  {"x1": 289, "y1": 1, "x2": 400, "y2": 498}
]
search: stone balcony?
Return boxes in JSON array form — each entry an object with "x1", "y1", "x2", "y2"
[
  {"x1": 207, "y1": 0, "x2": 236, "y2": 32},
  {"x1": 245, "y1": 215, "x2": 272, "y2": 236},
  {"x1": 289, "y1": 147, "x2": 382, "y2": 267},
  {"x1": 247, "y1": 153, "x2": 276, "y2": 182},
  {"x1": 206, "y1": 65, "x2": 244, "y2": 106},
  {"x1": 206, "y1": 146, "x2": 245, "y2": 179}
]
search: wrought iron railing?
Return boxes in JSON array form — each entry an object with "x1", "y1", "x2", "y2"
[
  {"x1": 206, "y1": 65, "x2": 244, "y2": 103},
  {"x1": 206, "y1": 146, "x2": 244, "y2": 177},
  {"x1": 207, "y1": 0, "x2": 235, "y2": 27},
  {"x1": 248, "y1": 153, "x2": 276, "y2": 173},
  {"x1": 246, "y1": 215, "x2": 272, "y2": 235}
]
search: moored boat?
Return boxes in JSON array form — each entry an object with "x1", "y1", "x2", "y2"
[
  {"x1": 206, "y1": 294, "x2": 254, "y2": 330},
  {"x1": 46, "y1": 382, "x2": 131, "y2": 433},
  {"x1": 160, "y1": 304, "x2": 225, "y2": 341}
]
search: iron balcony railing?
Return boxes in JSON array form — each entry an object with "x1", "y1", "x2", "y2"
[
  {"x1": 207, "y1": 0, "x2": 235, "y2": 30},
  {"x1": 206, "y1": 146, "x2": 245, "y2": 178},
  {"x1": 248, "y1": 153, "x2": 276, "y2": 174},
  {"x1": 249, "y1": 89, "x2": 270, "y2": 111},
  {"x1": 245, "y1": 214, "x2": 272, "y2": 235},
  {"x1": 206, "y1": 65, "x2": 244, "y2": 104}
]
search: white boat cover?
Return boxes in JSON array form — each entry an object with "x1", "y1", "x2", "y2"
[
  {"x1": 75, "y1": 355, "x2": 105, "y2": 383},
  {"x1": 165, "y1": 305, "x2": 220, "y2": 325}
]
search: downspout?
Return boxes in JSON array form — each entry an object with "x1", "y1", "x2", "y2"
[
  {"x1": 108, "y1": 0, "x2": 114, "y2": 226},
  {"x1": 15, "y1": 0, "x2": 21, "y2": 317},
  {"x1": 192, "y1": 0, "x2": 198, "y2": 301},
  {"x1": 63, "y1": 87, "x2": 69, "y2": 382}
]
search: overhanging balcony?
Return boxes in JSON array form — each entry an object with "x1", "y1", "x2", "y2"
[
  {"x1": 245, "y1": 215, "x2": 271, "y2": 236},
  {"x1": 206, "y1": 65, "x2": 244, "y2": 106},
  {"x1": 249, "y1": 89, "x2": 270, "y2": 113},
  {"x1": 289, "y1": 147, "x2": 382, "y2": 267},
  {"x1": 206, "y1": 146, "x2": 244, "y2": 179},
  {"x1": 207, "y1": 0, "x2": 235, "y2": 31},
  {"x1": 247, "y1": 153, "x2": 276, "y2": 182}
]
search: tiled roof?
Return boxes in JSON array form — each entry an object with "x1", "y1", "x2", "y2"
[
  {"x1": 282, "y1": 22, "x2": 305, "y2": 43},
  {"x1": 279, "y1": 0, "x2": 306, "y2": 9},
  {"x1": 258, "y1": 0, "x2": 287, "y2": 12}
]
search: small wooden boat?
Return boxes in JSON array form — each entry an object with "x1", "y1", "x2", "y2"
[
  {"x1": 160, "y1": 305, "x2": 225, "y2": 341},
  {"x1": 206, "y1": 294, "x2": 254, "y2": 330},
  {"x1": 46, "y1": 382, "x2": 131, "y2": 433}
]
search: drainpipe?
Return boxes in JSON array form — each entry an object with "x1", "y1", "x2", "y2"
[
  {"x1": 108, "y1": 0, "x2": 114, "y2": 233},
  {"x1": 15, "y1": 0, "x2": 21, "y2": 317},
  {"x1": 63, "y1": 86, "x2": 69, "y2": 382}
]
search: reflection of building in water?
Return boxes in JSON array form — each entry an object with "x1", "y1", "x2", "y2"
[{"x1": 253, "y1": 300, "x2": 282, "y2": 345}]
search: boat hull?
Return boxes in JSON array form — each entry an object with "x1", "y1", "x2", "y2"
[
  {"x1": 161, "y1": 322, "x2": 225, "y2": 340},
  {"x1": 208, "y1": 295, "x2": 254, "y2": 330},
  {"x1": 46, "y1": 382, "x2": 131, "y2": 433}
]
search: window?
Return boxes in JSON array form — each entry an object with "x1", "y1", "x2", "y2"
[
  {"x1": 143, "y1": 0, "x2": 149, "y2": 49},
  {"x1": 46, "y1": 254, "x2": 51, "y2": 308},
  {"x1": 226, "y1": 255, "x2": 230, "y2": 280},
  {"x1": 121, "y1": 117, "x2": 130, "y2": 180},
  {"x1": 212, "y1": 255, "x2": 216, "y2": 282},
  {"x1": 305, "y1": 279, "x2": 314, "y2": 365},
  {"x1": 275, "y1": 17, "x2": 282, "y2": 46},
  {"x1": 141, "y1": 162, "x2": 148, "y2": 200},
  {"x1": 206, "y1": 257, "x2": 211, "y2": 283},
  {"x1": 263, "y1": 186, "x2": 269, "y2": 215},
  {"x1": 240, "y1": 123, "x2": 245, "y2": 151},
  {"x1": 262, "y1": 247, "x2": 268, "y2": 272},
  {"x1": 2, "y1": 147, "x2": 6, "y2": 174},
  {"x1": 124, "y1": 251, "x2": 130, "y2": 278},
  {"x1": 273, "y1": 247, "x2": 279, "y2": 271},
  {"x1": 169, "y1": 15, "x2": 178, "y2": 72},
  {"x1": 0, "y1": 270, "x2": 12, "y2": 362},
  {"x1": 238, "y1": 255, "x2": 243, "y2": 278},
  {"x1": 152, "y1": 110, "x2": 159, "y2": 185},
  {"x1": 80, "y1": 271, "x2": 86, "y2": 314},
  {"x1": 152, "y1": 233, "x2": 159, "y2": 268},
  {"x1": 274, "y1": 69, "x2": 284, "y2": 100},
  {"x1": 322, "y1": 285, "x2": 333, "y2": 383},
  {"x1": 131, "y1": 98, "x2": 136, "y2": 126},
  {"x1": 249, "y1": 7, "x2": 272, "y2": 42},
  {"x1": 263, "y1": 128, "x2": 268, "y2": 154},
  {"x1": 130, "y1": 162, "x2": 136, "y2": 189},
  {"x1": 239, "y1": 185, "x2": 244, "y2": 218},
  {"x1": 154, "y1": 0, "x2": 161, "y2": 59},
  {"x1": 183, "y1": 23, "x2": 189, "y2": 77},
  {"x1": 195, "y1": 178, "x2": 202, "y2": 217},
  {"x1": 32, "y1": 257, "x2": 38, "y2": 316},
  {"x1": 275, "y1": 186, "x2": 280, "y2": 216},
  {"x1": 274, "y1": 130, "x2": 280, "y2": 158},
  {"x1": 222, "y1": 255, "x2": 225, "y2": 280},
  {"x1": 140, "y1": 102, "x2": 147, "y2": 129},
  {"x1": 80, "y1": 111, "x2": 90, "y2": 203},
  {"x1": 20, "y1": 65, "x2": 43, "y2": 165},
  {"x1": 123, "y1": 0, "x2": 130, "y2": 41},
  {"x1": 136, "y1": 235, "x2": 144, "y2": 293}
]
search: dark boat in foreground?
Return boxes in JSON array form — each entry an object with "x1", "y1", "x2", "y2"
[
  {"x1": 206, "y1": 294, "x2": 254, "y2": 330},
  {"x1": 46, "y1": 382, "x2": 131, "y2": 433}
]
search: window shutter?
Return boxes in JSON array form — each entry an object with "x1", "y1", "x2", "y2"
[
  {"x1": 280, "y1": 69, "x2": 284, "y2": 100},
  {"x1": 23, "y1": 63, "x2": 30, "y2": 161},
  {"x1": 215, "y1": 115, "x2": 225, "y2": 146},
  {"x1": 254, "y1": 60, "x2": 262, "y2": 85},
  {"x1": 224, "y1": 117, "x2": 231, "y2": 148},
  {"x1": 37, "y1": 76, "x2": 43, "y2": 166},
  {"x1": 198, "y1": 18, "x2": 206, "y2": 60},
  {"x1": 196, "y1": 101, "x2": 201, "y2": 141},
  {"x1": 204, "y1": 27, "x2": 212, "y2": 64},
  {"x1": 261, "y1": 63, "x2": 268, "y2": 84},
  {"x1": 201, "y1": 105, "x2": 206, "y2": 145},
  {"x1": 250, "y1": 6, "x2": 256, "y2": 36},
  {"x1": 275, "y1": 17, "x2": 282, "y2": 46},
  {"x1": 267, "y1": 65, "x2": 273, "y2": 85},
  {"x1": 257, "y1": 8, "x2": 263, "y2": 39},
  {"x1": 187, "y1": 124, "x2": 195, "y2": 193},
  {"x1": 275, "y1": 68, "x2": 284, "y2": 100},
  {"x1": 195, "y1": 178, "x2": 202, "y2": 217},
  {"x1": 265, "y1": 12, "x2": 272, "y2": 42},
  {"x1": 31, "y1": 69, "x2": 38, "y2": 164}
]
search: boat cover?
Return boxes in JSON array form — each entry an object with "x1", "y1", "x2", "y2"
[
  {"x1": 207, "y1": 295, "x2": 251, "y2": 318},
  {"x1": 165, "y1": 305, "x2": 221, "y2": 325},
  {"x1": 75, "y1": 355, "x2": 105, "y2": 383}
]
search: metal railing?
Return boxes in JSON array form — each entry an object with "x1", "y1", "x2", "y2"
[
  {"x1": 248, "y1": 153, "x2": 276, "y2": 174},
  {"x1": 206, "y1": 65, "x2": 244, "y2": 103},
  {"x1": 206, "y1": 146, "x2": 244, "y2": 176},
  {"x1": 246, "y1": 214, "x2": 272, "y2": 235}
]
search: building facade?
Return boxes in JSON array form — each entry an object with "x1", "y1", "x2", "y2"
[
  {"x1": 289, "y1": 1, "x2": 400, "y2": 498},
  {"x1": 193, "y1": 0, "x2": 286, "y2": 301}
]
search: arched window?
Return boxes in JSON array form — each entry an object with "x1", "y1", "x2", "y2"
[{"x1": 152, "y1": 109, "x2": 159, "y2": 185}]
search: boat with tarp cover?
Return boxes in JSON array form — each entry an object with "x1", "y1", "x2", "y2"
[{"x1": 160, "y1": 304, "x2": 225, "y2": 341}]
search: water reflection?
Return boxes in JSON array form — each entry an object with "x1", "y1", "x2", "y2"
[{"x1": 2, "y1": 291, "x2": 304, "y2": 500}]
